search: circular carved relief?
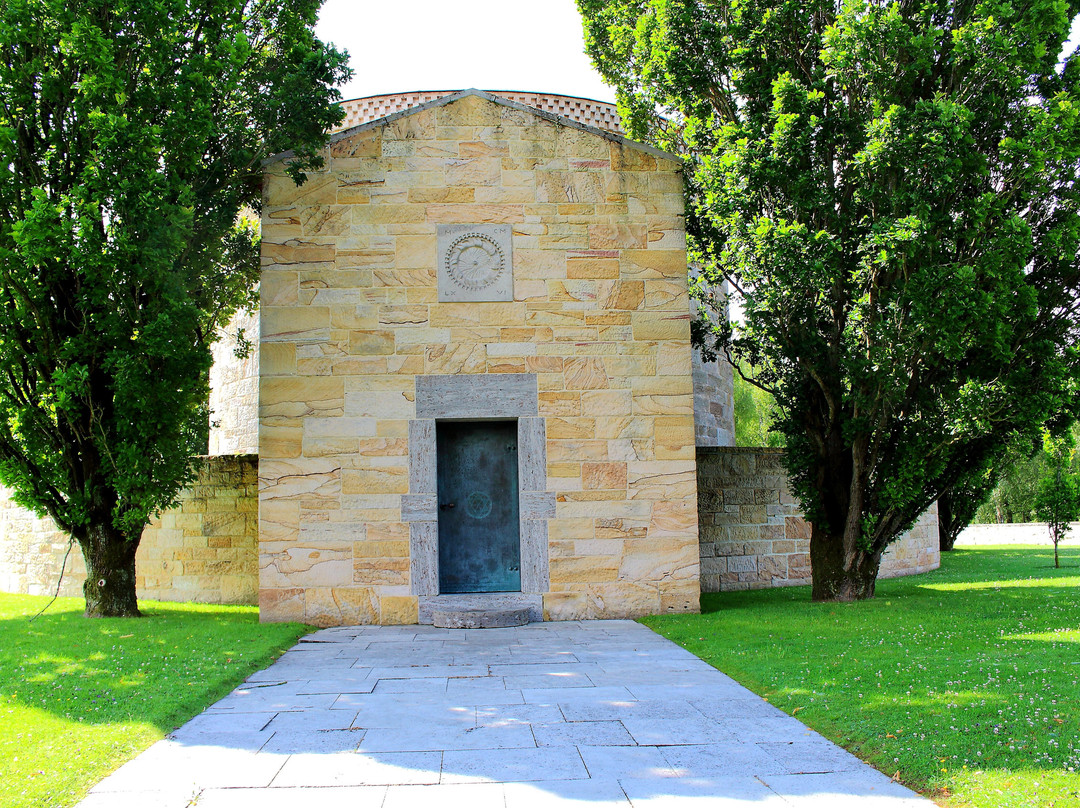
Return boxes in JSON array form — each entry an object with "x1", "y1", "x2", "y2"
[
  {"x1": 445, "y1": 233, "x2": 506, "y2": 291},
  {"x1": 465, "y1": 490, "x2": 493, "y2": 520}
]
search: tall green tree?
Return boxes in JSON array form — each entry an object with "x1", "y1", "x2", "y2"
[
  {"x1": 974, "y1": 420, "x2": 1080, "y2": 523},
  {"x1": 733, "y1": 363, "x2": 786, "y2": 447},
  {"x1": 580, "y1": 0, "x2": 1080, "y2": 600},
  {"x1": 0, "y1": 0, "x2": 349, "y2": 616},
  {"x1": 1035, "y1": 429, "x2": 1079, "y2": 567},
  {"x1": 975, "y1": 440, "x2": 1047, "y2": 523}
]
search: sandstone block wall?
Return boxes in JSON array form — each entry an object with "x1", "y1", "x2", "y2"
[
  {"x1": 692, "y1": 348, "x2": 735, "y2": 447},
  {"x1": 209, "y1": 309, "x2": 260, "y2": 455},
  {"x1": 689, "y1": 279, "x2": 735, "y2": 448},
  {"x1": 698, "y1": 447, "x2": 939, "y2": 592},
  {"x1": 139, "y1": 455, "x2": 259, "y2": 603},
  {"x1": 258, "y1": 91, "x2": 701, "y2": 626},
  {"x1": 0, "y1": 455, "x2": 258, "y2": 604},
  {"x1": 0, "y1": 489, "x2": 83, "y2": 598}
]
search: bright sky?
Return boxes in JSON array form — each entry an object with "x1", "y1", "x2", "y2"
[
  {"x1": 318, "y1": 3, "x2": 1080, "y2": 105},
  {"x1": 315, "y1": 0, "x2": 616, "y2": 104}
]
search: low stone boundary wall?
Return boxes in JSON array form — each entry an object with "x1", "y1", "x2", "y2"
[
  {"x1": 957, "y1": 522, "x2": 1078, "y2": 545},
  {"x1": 3, "y1": 447, "x2": 945, "y2": 604},
  {"x1": 0, "y1": 455, "x2": 258, "y2": 604},
  {"x1": 697, "y1": 447, "x2": 940, "y2": 592}
]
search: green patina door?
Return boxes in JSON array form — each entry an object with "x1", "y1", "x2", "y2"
[{"x1": 437, "y1": 421, "x2": 521, "y2": 593}]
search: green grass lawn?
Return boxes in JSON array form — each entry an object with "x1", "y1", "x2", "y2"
[
  {"x1": 0, "y1": 594, "x2": 311, "y2": 808},
  {"x1": 642, "y1": 545, "x2": 1080, "y2": 808}
]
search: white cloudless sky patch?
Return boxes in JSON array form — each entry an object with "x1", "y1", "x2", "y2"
[
  {"x1": 317, "y1": 3, "x2": 1080, "y2": 105},
  {"x1": 1065, "y1": 15, "x2": 1080, "y2": 58},
  {"x1": 315, "y1": 0, "x2": 616, "y2": 103}
]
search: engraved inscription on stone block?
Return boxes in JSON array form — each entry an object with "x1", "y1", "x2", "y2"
[
  {"x1": 437, "y1": 224, "x2": 514, "y2": 302},
  {"x1": 728, "y1": 556, "x2": 757, "y2": 573}
]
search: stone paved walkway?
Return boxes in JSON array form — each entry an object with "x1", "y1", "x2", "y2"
[{"x1": 77, "y1": 621, "x2": 930, "y2": 807}]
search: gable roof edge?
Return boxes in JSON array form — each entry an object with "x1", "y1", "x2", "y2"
[{"x1": 262, "y1": 88, "x2": 683, "y2": 168}]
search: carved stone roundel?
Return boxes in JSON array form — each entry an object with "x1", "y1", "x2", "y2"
[{"x1": 445, "y1": 233, "x2": 506, "y2": 291}]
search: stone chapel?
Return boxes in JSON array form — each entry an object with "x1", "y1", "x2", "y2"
[{"x1": 256, "y1": 89, "x2": 719, "y2": 625}]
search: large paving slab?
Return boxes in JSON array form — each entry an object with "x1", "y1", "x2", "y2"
[{"x1": 77, "y1": 620, "x2": 931, "y2": 807}]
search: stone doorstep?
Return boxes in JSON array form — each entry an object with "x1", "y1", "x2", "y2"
[
  {"x1": 418, "y1": 593, "x2": 542, "y2": 627},
  {"x1": 432, "y1": 606, "x2": 532, "y2": 630}
]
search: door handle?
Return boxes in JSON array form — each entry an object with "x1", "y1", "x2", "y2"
[{"x1": 440, "y1": 502, "x2": 455, "y2": 510}]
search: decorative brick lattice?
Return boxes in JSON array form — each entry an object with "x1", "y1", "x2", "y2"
[{"x1": 338, "y1": 91, "x2": 624, "y2": 135}]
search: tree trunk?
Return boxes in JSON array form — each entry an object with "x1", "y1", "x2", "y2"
[
  {"x1": 938, "y1": 492, "x2": 957, "y2": 551},
  {"x1": 809, "y1": 522, "x2": 881, "y2": 601},
  {"x1": 78, "y1": 522, "x2": 141, "y2": 618}
]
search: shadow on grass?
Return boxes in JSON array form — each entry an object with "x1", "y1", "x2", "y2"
[
  {"x1": 0, "y1": 596, "x2": 311, "y2": 808},
  {"x1": 0, "y1": 598, "x2": 308, "y2": 732}
]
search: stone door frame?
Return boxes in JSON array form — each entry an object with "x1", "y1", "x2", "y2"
[{"x1": 403, "y1": 374, "x2": 553, "y2": 597}]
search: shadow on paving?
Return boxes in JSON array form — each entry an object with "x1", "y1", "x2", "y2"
[{"x1": 75, "y1": 621, "x2": 929, "y2": 807}]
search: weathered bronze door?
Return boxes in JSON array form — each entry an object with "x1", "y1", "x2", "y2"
[{"x1": 436, "y1": 421, "x2": 521, "y2": 593}]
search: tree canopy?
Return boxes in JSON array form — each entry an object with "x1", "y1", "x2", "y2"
[
  {"x1": 580, "y1": 0, "x2": 1080, "y2": 599},
  {"x1": 0, "y1": 0, "x2": 349, "y2": 615}
]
